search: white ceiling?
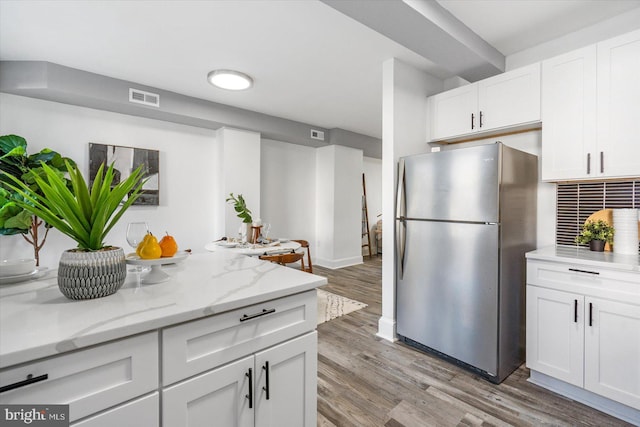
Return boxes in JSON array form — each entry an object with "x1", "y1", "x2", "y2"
[{"x1": 1, "y1": 0, "x2": 640, "y2": 140}]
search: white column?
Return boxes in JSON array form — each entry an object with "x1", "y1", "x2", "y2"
[
  {"x1": 315, "y1": 145, "x2": 363, "y2": 269},
  {"x1": 216, "y1": 127, "x2": 261, "y2": 238},
  {"x1": 378, "y1": 58, "x2": 443, "y2": 342}
]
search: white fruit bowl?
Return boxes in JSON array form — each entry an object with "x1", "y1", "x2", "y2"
[{"x1": 0, "y1": 259, "x2": 36, "y2": 277}]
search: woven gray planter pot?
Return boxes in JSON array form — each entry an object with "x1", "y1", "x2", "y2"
[{"x1": 58, "y1": 247, "x2": 127, "y2": 300}]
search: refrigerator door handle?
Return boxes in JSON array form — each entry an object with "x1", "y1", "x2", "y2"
[
  {"x1": 397, "y1": 219, "x2": 406, "y2": 280},
  {"x1": 396, "y1": 158, "x2": 406, "y2": 219}
]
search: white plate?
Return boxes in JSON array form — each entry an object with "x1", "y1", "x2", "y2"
[
  {"x1": 0, "y1": 269, "x2": 38, "y2": 285},
  {"x1": 278, "y1": 238, "x2": 290, "y2": 243},
  {"x1": 125, "y1": 251, "x2": 189, "y2": 266},
  {"x1": 216, "y1": 241, "x2": 238, "y2": 248}
]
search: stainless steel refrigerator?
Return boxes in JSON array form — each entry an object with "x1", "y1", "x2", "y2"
[{"x1": 395, "y1": 142, "x2": 537, "y2": 383}]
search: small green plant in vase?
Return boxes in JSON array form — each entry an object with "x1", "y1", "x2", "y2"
[
  {"x1": 575, "y1": 219, "x2": 614, "y2": 252},
  {"x1": 226, "y1": 193, "x2": 253, "y2": 242}
]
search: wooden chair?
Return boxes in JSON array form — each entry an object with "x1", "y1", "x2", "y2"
[
  {"x1": 292, "y1": 240, "x2": 313, "y2": 273},
  {"x1": 259, "y1": 251, "x2": 306, "y2": 272}
]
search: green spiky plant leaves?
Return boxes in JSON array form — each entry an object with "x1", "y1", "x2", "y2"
[
  {"x1": 226, "y1": 193, "x2": 253, "y2": 223},
  {"x1": 2, "y1": 160, "x2": 147, "y2": 251}
]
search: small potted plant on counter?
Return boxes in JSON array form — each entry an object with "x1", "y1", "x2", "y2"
[
  {"x1": 2, "y1": 160, "x2": 146, "y2": 299},
  {"x1": 575, "y1": 219, "x2": 614, "y2": 252}
]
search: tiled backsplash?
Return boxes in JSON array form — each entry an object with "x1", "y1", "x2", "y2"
[{"x1": 556, "y1": 180, "x2": 639, "y2": 247}]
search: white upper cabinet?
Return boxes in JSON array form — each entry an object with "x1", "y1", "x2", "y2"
[
  {"x1": 597, "y1": 29, "x2": 640, "y2": 178},
  {"x1": 478, "y1": 63, "x2": 541, "y2": 130},
  {"x1": 541, "y1": 46, "x2": 597, "y2": 180},
  {"x1": 542, "y1": 28, "x2": 640, "y2": 181},
  {"x1": 428, "y1": 63, "x2": 541, "y2": 142},
  {"x1": 429, "y1": 84, "x2": 478, "y2": 141}
]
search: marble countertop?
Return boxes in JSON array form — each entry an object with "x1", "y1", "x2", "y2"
[
  {"x1": 526, "y1": 245, "x2": 640, "y2": 272},
  {"x1": 0, "y1": 251, "x2": 326, "y2": 369}
]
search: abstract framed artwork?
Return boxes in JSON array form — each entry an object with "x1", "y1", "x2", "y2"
[{"x1": 89, "y1": 143, "x2": 160, "y2": 206}]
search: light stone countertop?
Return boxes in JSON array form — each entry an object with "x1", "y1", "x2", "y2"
[
  {"x1": 526, "y1": 245, "x2": 640, "y2": 272},
  {"x1": 0, "y1": 251, "x2": 326, "y2": 369}
]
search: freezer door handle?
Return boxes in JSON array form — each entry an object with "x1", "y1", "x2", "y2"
[{"x1": 397, "y1": 219, "x2": 406, "y2": 280}]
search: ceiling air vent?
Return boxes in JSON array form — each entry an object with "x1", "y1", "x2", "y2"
[
  {"x1": 310, "y1": 129, "x2": 325, "y2": 141},
  {"x1": 129, "y1": 88, "x2": 160, "y2": 108}
]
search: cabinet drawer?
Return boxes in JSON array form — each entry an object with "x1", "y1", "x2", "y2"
[
  {"x1": 527, "y1": 260, "x2": 640, "y2": 302},
  {"x1": 0, "y1": 332, "x2": 158, "y2": 422},
  {"x1": 72, "y1": 392, "x2": 159, "y2": 427},
  {"x1": 163, "y1": 290, "x2": 316, "y2": 385}
]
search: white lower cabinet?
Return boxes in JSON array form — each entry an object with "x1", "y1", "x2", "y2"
[
  {"x1": 72, "y1": 393, "x2": 159, "y2": 427},
  {"x1": 584, "y1": 298, "x2": 640, "y2": 410},
  {"x1": 163, "y1": 332, "x2": 317, "y2": 427},
  {"x1": 526, "y1": 259, "x2": 640, "y2": 423}
]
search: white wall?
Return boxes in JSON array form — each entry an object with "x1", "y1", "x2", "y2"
[
  {"x1": 0, "y1": 93, "x2": 218, "y2": 268},
  {"x1": 379, "y1": 58, "x2": 444, "y2": 341},
  {"x1": 260, "y1": 138, "x2": 316, "y2": 244}
]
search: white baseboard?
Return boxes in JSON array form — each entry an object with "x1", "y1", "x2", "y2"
[
  {"x1": 376, "y1": 316, "x2": 396, "y2": 342},
  {"x1": 315, "y1": 256, "x2": 363, "y2": 270},
  {"x1": 528, "y1": 370, "x2": 640, "y2": 425}
]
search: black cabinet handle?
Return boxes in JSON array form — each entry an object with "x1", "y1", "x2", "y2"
[
  {"x1": 589, "y1": 303, "x2": 593, "y2": 327},
  {"x1": 574, "y1": 299, "x2": 578, "y2": 323},
  {"x1": 600, "y1": 151, "x2": 604, "y2": 173},
  {"x1": 240, "y1": 308, "x2": 276, "y2": 322},
  {"x1": 569, "y1": 268, "x2": 600, "y2": 275},
  {"x1": 471, "y1": 113, "x2": 475, "y2": 130},
  {"x1": 0, "y1": 374, "x2": 48, "y2": 394},
  {"x1": 479, "y1": 111, "x2": 483, "y2": 128},
  {"x1": 246, "y1": 368, "x2": 253, "y2": 409},
  {"x1": 587, "y1": 153, "x2": 591, "y2": 174},
  {"x1": 262, "y1": 361, "x2": 270, "y2": 400}
]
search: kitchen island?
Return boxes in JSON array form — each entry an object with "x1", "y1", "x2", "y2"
[
  {"x1": 0, "y1": 251, "x2": 326, "y2": 426},
  {"x1": 525, "y1": 246, "x2": 640, "y2": 425}
]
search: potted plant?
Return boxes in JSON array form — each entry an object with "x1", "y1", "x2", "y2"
[
  {"x1": 575, "y1": 219, "x2": 614, "y2": 252},
  {"x1": 226, "y1": 193, "x2": 253, "y2": 242},
  {"x1": 2, "y1": 160, "x2": 146, "y2": 299},
  {"x1": 0, "y1": 134, "x2": 73, "y2": 266}
]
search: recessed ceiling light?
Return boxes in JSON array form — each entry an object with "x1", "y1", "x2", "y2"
[{"x1": 207, "y1": 69, "x2": 253, "y2": 91}]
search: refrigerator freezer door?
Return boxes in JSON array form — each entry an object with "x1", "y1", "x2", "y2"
[
  {"x1": 402, "y1": 144, "x2": 500, "y2": 223},
  {"x1": 396, "y1": 219, "x2": 499, "y2": 375}
]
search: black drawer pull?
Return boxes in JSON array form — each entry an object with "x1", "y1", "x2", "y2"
[
  {"x1": 246, "y1": 368, "x2": 253, "y2": 409},
  {"x1": 240, "y1": 308, "x2": 276, "y2": 322},
  {"x1": 574, "y1": 299, "x2": 578, "y2": 323},
  {"x1": 589, "y1": 302, "x2": 593, "y2": 327},
  {"x1": 569, "y1": 268, "x2": 600, "y2": 275},
  {"x1": 0, "y1": 374, "x2": 48, "y2": 394},
  {"x1": 262, "y1": 361, "x2": 270, "y2": 400}
]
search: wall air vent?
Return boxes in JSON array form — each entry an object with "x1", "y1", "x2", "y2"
[
  {"x1": 129, "y1": 88, "x2": 160, "y2": 108},
  {"x1": 310, "y1": 129, "x2": 325, "y2": 141}
]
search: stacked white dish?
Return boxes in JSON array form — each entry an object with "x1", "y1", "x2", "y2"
[
  {"x1": 613, "y1": 209, "x2": 639, "y2": 255},
  {"x1": 0, "y1": 259, "x2": 37, "y2": 284}
]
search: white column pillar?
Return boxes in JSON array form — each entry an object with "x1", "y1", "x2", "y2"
[
  {"x1": 216, "y1": 127, "x2": 261, "y2": 238},
  {"x1": 378, "y1": 58, "x2": 443, "y2": 342},
  {"x1": 315, "y1": 145, "x2": 363, "y2": 269}
]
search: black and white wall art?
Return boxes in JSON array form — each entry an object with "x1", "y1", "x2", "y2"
[{"x1": 89, "y1": 143, "x2": 160, "y2": 206}]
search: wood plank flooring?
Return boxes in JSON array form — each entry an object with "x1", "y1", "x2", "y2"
[{"x1": 315, "y1": 256, "x2": 632, "y2": 427}]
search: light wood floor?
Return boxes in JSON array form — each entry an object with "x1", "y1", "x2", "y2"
[{"x1": 315, "y1": 256, "x2": 632, "y2": 427}]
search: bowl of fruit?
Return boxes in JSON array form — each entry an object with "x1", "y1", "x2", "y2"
[{"x1": 127, "y1": 232, "x2": 188, "y2": 283}]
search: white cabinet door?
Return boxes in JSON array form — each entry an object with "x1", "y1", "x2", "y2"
[
  {"x1": 526, "y1": 286, "x2": 584, "y2": 387},
  {"x1": 541, "y1": 46, "x2": 597, "y2": 181},
  {"x1": 584, "y1": 297, "x2": 640, "y2": 410},
  {"x1": 163, "y1": 356, "x2": 254, "y2": 427},
  {"x1": 254, "y1": 332, "x2": 317, "y2": 427},
  {"x1": 429, "y1": 83, "x2": 478, "y2": 140},
  {"x1": 478, "y1": 63, "x2": 541, "y2": 131},
  {"x1": 597, "y1": 29, "x2": 640, "y2": 178}
]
